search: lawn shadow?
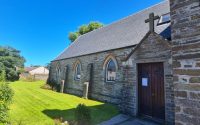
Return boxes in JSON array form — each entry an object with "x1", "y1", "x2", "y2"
[{"x1": 42, "y1": 103, "x2": 119, "y2": 125}]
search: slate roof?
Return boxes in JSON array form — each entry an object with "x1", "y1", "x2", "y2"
[{"x1": 54, "y1": 1, "x2": 170, "y2": 61}]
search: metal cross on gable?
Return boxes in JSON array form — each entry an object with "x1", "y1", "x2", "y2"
[{"x1": 145, "y1": 13, "x2": 159, "y2": 33}]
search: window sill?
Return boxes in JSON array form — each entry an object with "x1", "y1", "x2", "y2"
[
  {"x1": 105, "y1": 80, "x2": 116, "y2": 84},
  {"x1": 74, "y1": 79, "x2": 81, "y2": 81}
]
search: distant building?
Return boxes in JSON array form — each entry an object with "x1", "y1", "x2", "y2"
[
  {"x1": 21, "y1": 66, "x2": 49, "y2": 80},
  {"x1": 25, "y1": 66, "x2": 49, "y2": 75}
]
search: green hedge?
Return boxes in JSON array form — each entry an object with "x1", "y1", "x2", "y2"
[
  {"x1": 46, "y1": 78, "x2": 61, "y2": 92},
  {"x1": 0, "y1": 81, "x2": 14, "y2": 123}
]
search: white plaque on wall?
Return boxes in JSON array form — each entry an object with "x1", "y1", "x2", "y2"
[{"x1": 142, "y1": 78, "x2": 148, "y2": 86}]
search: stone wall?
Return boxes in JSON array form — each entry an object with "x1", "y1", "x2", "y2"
[
  {"x1": 50, "y1": 47, "x2": 133, "y2": 104},
  {"x1": 120, "y1": 33, "x2": 174, "y2": 124},
  {"x1": 34, "y1": 74, "x2": 48, "y2": 81},
  {"x1": 20, "y1": 73, "x2": 48, "y2": 81},
  {"x1": 170, "y1": 0, "x2": 200, "y2": 124}
]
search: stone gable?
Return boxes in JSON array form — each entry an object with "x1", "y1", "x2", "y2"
[
  {"x1": 120, "y1": 32, "x2": 174, "y2": 124},
  {"x1": 50, "y1": 47, "x2": 133, "y2": 104}
]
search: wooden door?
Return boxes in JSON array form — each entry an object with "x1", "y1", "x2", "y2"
[{"x1": 138, "y1": 62, "x2": 165, "y2": 120}]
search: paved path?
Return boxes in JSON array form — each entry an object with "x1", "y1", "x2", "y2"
[
  {"x1": 99, "y1": 114, "x2": 160, "y2": 125},
  {"x1": 119, "y1": 118, "x2": 159, "y2": 125},
  {"x1": 99, "y1": 114, "x2": 130, "y2": 125}
]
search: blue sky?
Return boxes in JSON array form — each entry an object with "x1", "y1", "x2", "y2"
[{"x1": 0, "y1": 0, "x2": 163, "y2": 66}]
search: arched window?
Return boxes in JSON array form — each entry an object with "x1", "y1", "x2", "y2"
[
  {"x1": 74, "y1": 63, "x2": 81, "y2": 80},
  {"x1": 105, "y1": 58, "x2": 117, "y2": 82},
  {"x1": 56, "y1": 65, "x2": 61, "y2": 83}
]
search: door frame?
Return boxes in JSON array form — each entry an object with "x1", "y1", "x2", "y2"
[{"x1": 137, "y1": 62, "x2": 165, "y2": 122}]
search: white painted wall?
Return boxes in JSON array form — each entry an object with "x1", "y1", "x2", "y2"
[{"x1": 29, "y1": 67, "x2": 49, "y2": 75}]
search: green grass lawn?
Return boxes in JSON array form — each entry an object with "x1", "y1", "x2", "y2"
[{"x1": 8, "y1": 81, "x2": 119, "y2": 125}]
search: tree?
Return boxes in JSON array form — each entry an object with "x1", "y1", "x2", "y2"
[
  {"x1": 0, "y1": 63, "x2": 6, "y2": 82},
  {"x1": 0, "y1": 46, "x2": 25, "y2": 81},
  {"x1": 0, "y1": 70, "x2": 6, "y2": 82},
  {"x1": 79, "y1": 25, "x2": 89, "y2": 35},
  {"x1": 69, "y1": 32, "x2": 79, "y2": 43},
  {"x1": 88, "y1": 22, "x2": 103, "y2": 32},
  {"x1": 68, "y1": 22, "x2": 103, "y2": 42}
]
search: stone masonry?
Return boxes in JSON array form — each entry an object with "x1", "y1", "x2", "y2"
[
  {"x1": 50, "y1": 47, "x2": 134, "y2": 104},
  {"x1": 170, "y1": 0, "x2": 200, "y2": 124}
]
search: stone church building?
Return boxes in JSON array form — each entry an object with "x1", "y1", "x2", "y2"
[{"x1": 49, "y1": 0, "x2": 200, "y2": 124}]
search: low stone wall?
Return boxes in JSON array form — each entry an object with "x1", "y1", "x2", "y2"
[
  {"x1": 33, "y1": 74, "x2": 48, "y2": 81},
  {"x1": 20, "y1": 73, "x2": 48, "y2": 81}
]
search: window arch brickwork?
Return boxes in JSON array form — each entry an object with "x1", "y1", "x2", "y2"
[
  {"x1": 73, "y1": 60, "x2": 82, "y2": 81},
  {"x1": 103, "y1": 55, "x2": 118, "y2": 82},
  {"x1": 56, "y1": 63, "x2": 61, "y2": 84}
]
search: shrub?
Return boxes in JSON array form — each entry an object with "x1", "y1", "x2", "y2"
[
  {"x1": 46, "y1": 78, "x2": 60, "y2": 92},
  {"x1": 75, "y1": 104, "x2": 91, "y2": 125},
  {"x1": 46, "y1": 77, "x2": 54, "y2": 90},
  {"x1": 40, "y1": 84, "x2": 52, "y2": 90},
  {"x1": 0, "y1": 82, "x2": 14, "y2": 123},
  {"x1": 55, "y1": 84, "x2": 61, "y2": 92}
]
